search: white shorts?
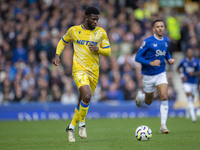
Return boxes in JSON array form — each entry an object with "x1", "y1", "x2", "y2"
[
  {"x1": 142, "y1": 72, "x2": 168, "y2": 93},
  {"x1": 183, "y1": 83, "x2": 197, "y2": 96}
]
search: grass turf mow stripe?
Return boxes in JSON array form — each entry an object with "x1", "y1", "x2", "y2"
[{"x1": 0, "y1": 118, "x2": 199, "y2": 150}]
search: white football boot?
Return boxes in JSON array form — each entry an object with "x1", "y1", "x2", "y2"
[
  {"x1": 160, "y1": 125, "x2": 170, "y2": 134},
  {"x1": 66, "y1": 126, "x2": 75, "y2": 142},
  {"x1": 79, "y1": 125, "x2": 87, "y2": 139}
]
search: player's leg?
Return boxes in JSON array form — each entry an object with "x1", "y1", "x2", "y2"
[
  {"x1": 186, "y1": 93, "x2": 196, "y2": 122},
  {"x1": 185, "y1": 84, "x2": 197, "y2": 122},
  {"x1": 79, "y1": 85, "x2": 91, "y2": 126},
  {"x1": 144, "y1": 92, "x2": 154, "y2": 105},
  {"x1": 69, "y1": 93, "x2": 82, "y2": 130},
  {"x1": 78, "y1": 85, "x2": 91, "y2": 139},
  {"x1": 155, "y1": 72, "x2": 169, "y2": 134},
  {"x1": 135, "y1": 75, "x2": 155, "y2": 107},
  {"x1": 66, "y1": 95, "x2": 81, "y2": 143},
  {"x1": 66, "y1": 71, "x2": 90, "y2": 142},
  {"x1": 66, "y1": 92, "x2": 82, "y2": 142},
  {"x1": 183, "y1": 83, "x2": 191, "y2": 119},
  {"x1": 156, "y1": 83, "x2": 169, "y2": 134},
  {"x1": 136, "y1": 91, "x2": 154, "y2": 105},
  {"x1": 78, "y1": 73, "x2": 98, "y2": 139}
]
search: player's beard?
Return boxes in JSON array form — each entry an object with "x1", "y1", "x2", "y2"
[
  {"x1": 156, "y1": 30, "x2": 163, "y2": 37},
  {"x1": 87, "y1": 21, "x2": 95, "y2": 30}
]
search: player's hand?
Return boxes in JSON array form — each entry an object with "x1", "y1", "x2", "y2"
[
  {"x1": 52, "y1": 54, "x2": 60, "y2": 66},
  {"x1": 89, "y1": 43, "x2": 99, "y2": 53},
  {"x1": 150, "y1": 60, "x2": 161, "y2": 66},
  {"x1": 183, "y1": 75, "x2": 187, "y2": 82},
  {"x1": 168, "y1": 58, "x2": 175, "y2": 65},
  {"x1": 189, "y1": 72, "x2": 194, "y2": 76}
]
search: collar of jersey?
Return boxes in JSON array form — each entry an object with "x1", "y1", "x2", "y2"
[
  {"x1": 186, "y1": 57, "x2": 195, "y2": 61},
  {"x1": 153, "y1": 34, "x2": 163, "y2": 41},
  {"x1": 81, "y1": 24, "x2": 95, "y2": 31}
]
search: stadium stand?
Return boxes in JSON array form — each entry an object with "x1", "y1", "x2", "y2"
[{"x1": 0, "y1": 0, "x2": 199, "y2": 107}]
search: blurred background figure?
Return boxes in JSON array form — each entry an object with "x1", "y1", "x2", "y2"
[
  {"x1": 60, "y1": 77, "x2": 78, "y2": 104},
  {"x1": 61, "y1": 86, "x2": 78, "y2": 105},
  {"x1": 177, "y1": 48, "x2": 200, "y2": 122}
]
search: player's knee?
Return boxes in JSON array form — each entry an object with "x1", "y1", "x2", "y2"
[
  {"x1": 160, "y1": 95, "x2": 167, "y2": 100},
  {"x1": 145, "y1": 96, "x2": 153, "y2": 105},
  {"x1": 145, "y1": 101, "x2": 152, "y2": 105},
  {"x1": 186, "y1": 93, "x2": 192, "y2": 97},
  {"x1": 82, "y1": 94, "x2": 91, "y2": 103}
]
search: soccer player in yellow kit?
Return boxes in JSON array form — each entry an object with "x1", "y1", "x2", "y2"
[{"x1": 52, "y1": 7, "x2": 111, "y2": 142}]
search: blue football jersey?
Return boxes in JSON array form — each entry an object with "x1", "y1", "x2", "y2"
[
  {"x1": 177, "y1": 57, "x2": 200, "y2": 84},
  {"x1": 135, "y1": 34, "x2": 171, "y2": 75}
]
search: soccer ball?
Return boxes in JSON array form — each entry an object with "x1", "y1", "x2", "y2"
[{"x1": 135, "y1": 125, "x2": 152, "y2": 141}]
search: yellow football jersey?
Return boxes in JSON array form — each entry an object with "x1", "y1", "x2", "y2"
[{"x1": 62, "y1": 24, "x2": 110, "y2": 74}]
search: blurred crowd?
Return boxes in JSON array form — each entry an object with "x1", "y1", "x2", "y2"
[{"x1": 0, "y1": 0, "x2": 200, "y2": 104}]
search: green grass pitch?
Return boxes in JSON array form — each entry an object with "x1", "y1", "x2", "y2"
[{"x1": 0, "y1": 118, "x2": 200, "y2": 150}]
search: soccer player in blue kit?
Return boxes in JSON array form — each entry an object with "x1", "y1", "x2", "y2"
[
  {"x1": 135, "y1": 19, "x2": 175, "y2": 134},
  {"x1": 177, "y1": 48, "x2": 200, "y2": 122}
]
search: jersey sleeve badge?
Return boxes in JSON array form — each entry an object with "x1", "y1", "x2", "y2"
[{"x1": 140, "y1": 41, "x2": 146, "y2": 49}]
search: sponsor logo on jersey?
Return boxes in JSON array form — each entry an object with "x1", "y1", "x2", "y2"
[
  {"x1": 153, "y1": 44, "x2": 157, "y2": 47},
  {"x1": 186, "y1": 67, "x2": 194, "y2": 73},
  {"x1": 155, "y1": 50, "x2": 166, "y2": 56},
  {"x1": 77, "y1": 40, "x2": 97, "y2": 45}
]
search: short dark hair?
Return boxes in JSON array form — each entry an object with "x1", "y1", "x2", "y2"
[
  {"x1": 152, "y1": 19, "x2": 165, "y2": 27},
  {"x1": 85, "y1": 7, "x2": 100, "y2": 16}
]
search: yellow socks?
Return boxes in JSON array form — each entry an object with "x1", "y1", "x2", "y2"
[
  {"x1": 69, "y1": 100, "x2": 89, "y2": 129},
  {"x1": 79, "y1": 100, "x2": 89, "y2": 123},
  {"x1": 71, "y1": 105, "x2": 80, "y2": 127}
]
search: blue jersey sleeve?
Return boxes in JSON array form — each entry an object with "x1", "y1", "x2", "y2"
[
  {"x1": 135, "y1": 41, "x2": 151, "y2": 65},
  {"x1": 195, "y1": 60, "x2": 200, "y2": 71},
  {"x1": 198, "y1": 60, "x2": 200, "y2": 69},
  {"x1": 165, "y1": 50, "x2": 171, "y2": 61},
  {"x1": 165, "y1": 39, "x2": 171, "y2": 61}
]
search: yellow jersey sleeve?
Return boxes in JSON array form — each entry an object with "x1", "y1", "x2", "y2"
[
  {"x1": 100, "y1": 30, "x2": 110, "y2": 48},
  {"x1": 98, "y1": 29, "x2": 111, "y2": 56},
  {"x1": 55, "y1": 27, "x2": 74, "y2": 56},
  {"x1": 62, "y1": 27, "x2": 73, "y2": 43},
  {"x1": 55, "y1": 39, "x2": 66, "y2": 55}
]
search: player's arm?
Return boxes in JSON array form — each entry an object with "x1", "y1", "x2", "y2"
[
  {"x1": 135, "y1": 41, "x2": 161, "y2": 66},
  {"x1": 89, "y1": 30, "x2": 111, "y2": 56},
  {"x1": 166, "y1": 51, "x2": 175, "y2": 64},
  {"x1": 176, "y1": 61, "x2": 183, "y2": 74},
  {"x1": 189, "y1": 70, "x2": 200, "y2": 76},
  {"x1": 52, "y1": 28, "x2": 72, "y2": 66},
  {"x1": 189, "y1": 61, "x2": 200, "y2": 76},
  {"x1": 52, "y1": 40, "x2": 67, "y2": 66},
  {"x1": 89, "y1": 44, "x2": 111, "y2": 56},
  {"x1": 98, "y1": 46, "x2": 111, "y2": 56},
  {"x1": 165, "y1": 41, "x2": 175, "y2": 65},
  {"x1": 165, "y1": 50, "x2": 171, "y2": 61},
  {"x1": 176, "y1": 61, "x2": 187, "y2": 81},
  {"x1": 135, "y1": 41, "x2": 152, "y2": 65}
]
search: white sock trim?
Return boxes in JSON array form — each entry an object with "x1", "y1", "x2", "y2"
[
  {"x1": 160, "y1": 100, "x2": 169, "y2": 126},
  {"x1": 188, "y1": 96, "x2": 196, "y2": 121},
  {"x1": 79, "y1": 121, "x2": 85, "y2": 127},
  {"x1": 69, "y1": 123, "x2": 75, "y2": 130},
  {"x1": 161, "y1": 100, "x2": 168, "y2": 105}
]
